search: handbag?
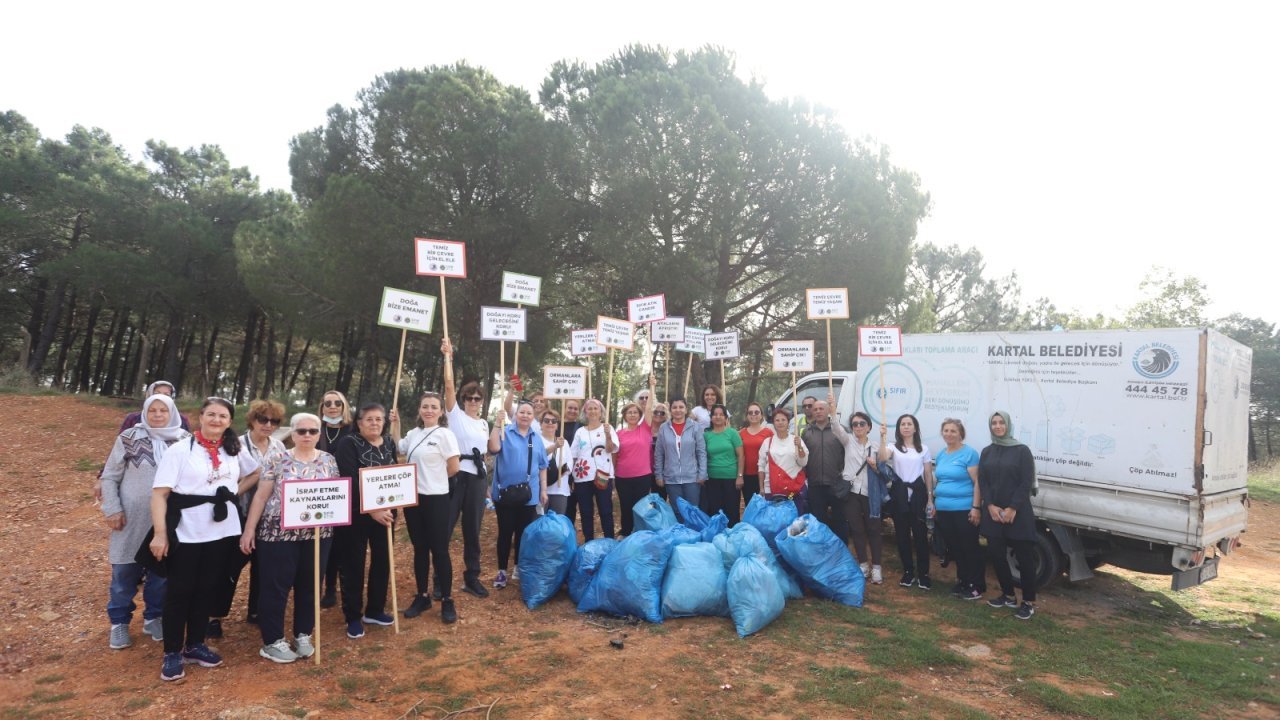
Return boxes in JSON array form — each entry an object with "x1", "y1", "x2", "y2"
[{"x1": 496, "y1": 431, "x2": 534, "y2": 507}]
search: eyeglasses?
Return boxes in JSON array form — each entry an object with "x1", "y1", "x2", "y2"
[
  {"x1": 323, "y1": 400, "x2": 344, "y2": 408},
  {"x1": 851, "y1": 421, "x2": 868, "y2": 427},
  {"x1": 747, "y1": 410, "x2": 762, "y2": 416},
  {"x1": 653, "y1": 410, "x2": 667, "y2": 416},
  {"x1": 464, "y1": 395, "x2": 484, "y2": 402},
  {"x1": 294, "y1": 428, "x2": 320, "y2": 436},
  {"x1": 541, "y1": 418, "x2": 558, "y2": 424},
  {"x1": 257, "y1": 417, "x2": 282, "y2": 426}
]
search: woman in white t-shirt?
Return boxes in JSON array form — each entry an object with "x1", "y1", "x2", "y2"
[
  {"x1": 570, "y1": 398, "x2": 618, "y2": 539},
  {"x1": 441, "y1": 336, "x2": 490, "y2": 598},
  {"x1": 150, "y1": 397, "x2": 261, "y2": 682},
  {"x1": 538, "y1": 407, "x2": 570, "y2": 516},
  {"x1": 392, "y1": 392, "x2": 461, "y2": 625},
  {"x1": 878, "y1": 413, "x2": 936, "y2": 590}
]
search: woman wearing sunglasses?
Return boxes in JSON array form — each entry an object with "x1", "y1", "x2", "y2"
[
  {"x1": 648, "y1": 401, "x2": 669, "y2": 499},
  {"x1": 316, "y1": 390, "x2": 353, "y2": 608},
  {"x1": 441, "y1": 337, "x2": 491, "y2": 599},
  {"x1": 738, "y1": 402, "x2": 773, "y2": 509},
  {"x1": 208, "y1": 400, "x2": 288, "y2": 637},
  {"x1": 238, "y1": 413, "x2": 335, "y2": 663},
  {"x1": 615, "y1": 374, "x2": 658, "y2": 536},
  {"x1": 828, "y1": 396, "x2": 886, "y2": 585},
  {"x1": 538, "y1": 408, "x2": 570, "y2": 516}
]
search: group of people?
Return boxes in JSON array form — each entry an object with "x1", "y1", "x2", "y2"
[{"x1": 98, "y1": 342, "x2": 1044, "y2": 682}]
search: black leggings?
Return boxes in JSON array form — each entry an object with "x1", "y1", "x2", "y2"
[
  {"x1": 404, "y1": 493, "x2": 452, "y2": 599},
  {"x1": 496, "y1": 504, "x2": 536, "y2": 571},
  {"x1": 702, "y1": 477, "x2": 741, "y2": 526},
  {"x1": 335, "y1": 512, "x2": 391, "y2": 622},
  {"x1": 616, "y1": 474, "x2": 654, "y2": 536},
  {"x1": 987, "y1": 534, "x2": 1038, "y2": 602},
  {"x1": 163, "y1": 537, "x2": 233, "y2": 653},
  {"x1": 936, "y1": 510, "x2": 984, "y2": 591},
  {"x1": 893, "y1": 509, "x2": 930, "y2": 576},
  {"x1": 741, "y1": 474, "x2": 760, "y2": 509}
]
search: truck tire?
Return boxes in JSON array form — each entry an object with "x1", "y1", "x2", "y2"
[{"x1": 1008, "y1": 531, "x2": 1063, "y2": 590}]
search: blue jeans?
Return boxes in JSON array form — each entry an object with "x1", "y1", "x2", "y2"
[
  {"x1": 108, "y1": 562, "x2": 166, "y2": 625},
  {"x1": 665, "y1": 482, "x2": 702, "y2": 522}
]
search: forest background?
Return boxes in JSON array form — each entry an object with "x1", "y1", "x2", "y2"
[{"x1": 3, "y1": 47, "x2": 1277, "y2": 460}]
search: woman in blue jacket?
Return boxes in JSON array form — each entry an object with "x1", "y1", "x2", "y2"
[{"x1": 652, "y1": 398, "x2": 707, "y2": 522}]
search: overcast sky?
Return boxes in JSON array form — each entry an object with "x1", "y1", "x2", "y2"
[{"x1": 5, "y1": 1, "x2": 1276, "y2": 324}]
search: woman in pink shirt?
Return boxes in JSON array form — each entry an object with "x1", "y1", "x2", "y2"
[{"x1": 614, "y1": 374, "x2": 657, "y2": 536}]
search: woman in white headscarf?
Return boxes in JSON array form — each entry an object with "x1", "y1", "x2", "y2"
[{"x1": 100, "y1": 394, "x2": 189, "y2": 650}]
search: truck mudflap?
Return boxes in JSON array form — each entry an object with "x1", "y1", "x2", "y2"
[{"x1": 1172, "y1": 556, "x2": 1219, "y2": 590}]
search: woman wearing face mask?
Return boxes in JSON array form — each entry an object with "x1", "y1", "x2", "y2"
[
  {"x1": 758, "y1": 407, "x2": 808, "y2": 513},
  {"x1": 332, "y1": 403, "x2": 397, "y2": 640},
  {"x1": 979, "y1": 411, "x2": 1040, "y2": 620},
  {"x1": 489, "y1": 401, "x2": 549, "y2": 588},
  {"x1": 390, "y1": 393, "x2": 460, "y2": 624},
  {"x1": 149, "y1": 397, "x2": 260, "y2": 682},
  {"x1": 238, "y1": 413, "x2": 335, "y2": 663},
  {"x1": 101, "y1": 394, "x2": 189, "y2": 651},
  {"x1": 653, "y1": 397, "x2": 707, "y2": 522},
  {"x1": 316, "y1": 390, "x2": 353, "y2": 608},
  {"x1": 879, "y1": 414, "x2": 935, "y2": 590},
  {"x1": 570, "y1": 399, "x2": 619, "y2": 539},
  {"x1": 615, "y1": 374, "x2": 658, "y2": 536}
]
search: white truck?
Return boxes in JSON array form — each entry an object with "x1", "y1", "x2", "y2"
[{"x1": 771, "y1": 327, "x2": 1253, "y2": 590}]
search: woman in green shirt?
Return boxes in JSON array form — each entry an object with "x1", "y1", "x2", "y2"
[{"x1": 702, "y1": 404, "x2": 744, "y2": 526}]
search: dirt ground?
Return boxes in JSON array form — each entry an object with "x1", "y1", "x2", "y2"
[{"x1": 0, "y1": 394, "x2": 1275, "y2": 719}]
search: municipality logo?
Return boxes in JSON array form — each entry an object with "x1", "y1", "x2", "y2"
[{"x1": 1133, "y1": 342, "x2": 1179, "y2": 379}]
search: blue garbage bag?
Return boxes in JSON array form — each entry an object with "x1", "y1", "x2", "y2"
[
  {"x1": 568, "y1": 538, "x2": 618, "y2": 606},
  {"x1": 577, "y1": 530, "x2": 675, "y2": 623},
  {"x1": 634, "y1": 493, "x2": 678, "y2": 532},
  {"x1": 742, "y1": 494, "x2": 798, "y2": 554},
  {"x1": 661, "y1": 542, "x2": 729, "y2": 618},
  {"x1": 701, "y1": 511, "x2": 728, "y2": 543},
  {"x1": 712, "y1": 523, "x2": 773, "y2": 570},
  {"x1": 776, "y1": 515, "x2": 865, "y2": 607},
  {"x1": 518, "y1": 511, "x2": 578, "y2": 609},
  {"x1": 727, "y1": 555, "x2": 785, "y2": 637},
  {"x1": 676, "y1": 496, "x2": 710, "y2": 529},
  {"x1": 662, "y1": 523, "x2": 702, "y2": 547},
  {"x1": 773, "y1": 558, "x2": 804, "y2": 600}
]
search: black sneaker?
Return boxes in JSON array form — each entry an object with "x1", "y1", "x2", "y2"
[
  {"x1": 432, "y1": 587, "x2": 443, "y2": 602},
  {"x1": 987, "y1": 594, "x2": 1017, "y2": 608},
  {"x1": 206, "y1": 619, "x2": 223, "y2": 639},
  {"x1": 960, "y1": 587, "x2": 984, "y2": 601},
  {"x1": 404, "y1": 595, "x2": 432, "y2": 619},
  {"x1": 950, "y1": 582, "x2": 966, "y2": 597},
  {"x1": 899, "y1": 571, "x2": 916, "y2": 587},
  {"x1": 441, "y1": 599, "x2": 457, "y2": 624},
  {"x1": 917, "y1": 575, "x2": 933, "y2": 591},
  {"x1": 462, "y1": 578, "x2": 490, "y2": 598},
  {"x1": 1015, "y1": 602, "x2": 1036, "y2": 620},
  {"x1": 245, "y1": 612, "x2": 259, "y2": 625},
  {"x1": 160, "y1": 652, "x2": 185, "y2": 681},
  {"x1": 320, "y1": 588, "x2": 337, "y2": 609}
]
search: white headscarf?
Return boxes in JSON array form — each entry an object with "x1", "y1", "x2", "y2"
[{"x1": 141, "y1": 394, "x2": 185, "y2": 461}]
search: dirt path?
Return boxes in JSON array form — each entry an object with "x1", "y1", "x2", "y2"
[{"x1": 0, "y1": 395, "x2": 1275, "y2": 719}]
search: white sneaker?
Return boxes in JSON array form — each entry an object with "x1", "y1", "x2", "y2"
[
  {"x1": 859, "y1": 562, "x2": 871, "y2": 578},
  {"x1": 143, "y1": 617, "x2": 163, "y2": 642},
  {"x1": 109, "y1": 623, "x2": 131, "y2": 650},
  {"x1": 259, "y1": 639, "x2": 298, "y2": 664},
  {"x1": 294, "y1": 633, "x2": 314, "y2": 659},
  {"x1": 871, "y1": 565, "x2": 883, "y2": 585}
]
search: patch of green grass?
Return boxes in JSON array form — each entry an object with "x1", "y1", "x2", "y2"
[
  {"x1": 411, "y1": 638, "x2": 443, "y2": 657},
  {"x1": 275, "y1": 688, "x2": 303, "y2": 700},
  {"x1": 1248, "y1": 460, "x2": 1280, "y2": 503},
  {"x1": 367, "y1": 643, "x2": 386, "y2": 653},
  {"x1": 99, "y1": 686, "x2": 124, "y2": 696},
  {"x1": 323, "y1": 697, "x2": 354, "y2": 711},
  {"x1": 759, "y1": 683, "x2": 779, "y2": 696},
  {"x1": 795, "y1": 665, "x2": 907, "y2": 713},
  {"x1": 443, "y1": 693, "x2": 475, "y2": 711},
  {"x1": 356, "y1": 660, "x2": 381, "y2": 671},
  {"x1": 281, "y1": 708, "x2": 307, "y2": 718},
  {"x1": 123, "y1": 697, "x2": 152, "y2": 711},
  {"x1": 28, "y1": 690, "x2": 73, "y2": 704},
  {"x1": 327, "y1": 646, "x2": 347, "y2": 659},
  {"x1": 33, "y1": 675, "x2": 63, "y2": 685},
  {"x1": 772, "y1": 600, "x2": 969, "y2": 671},
  {"x1": 337, "y1": 676, "x2": 368, "y2": 694},
  {"x1": 529, "y1": 630, "x2": 560, "y2": 640},
  {"x1": 416, "y1": 679, "x2": 449, "y2": 693},
  {"x1": 645, "y1": 623, "x2": 669, "y2": 635},
  {"x1": 72, "y1": 458, "x2": 98, "y2": 472}
]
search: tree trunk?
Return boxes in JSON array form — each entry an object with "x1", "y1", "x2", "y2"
[
  {"x1": 90, "y1": 306, "x2": 119, "y2": 393},
  {"x1": 233, "y1": 309, "x2": 260, "y2": 404},
  {"x1": 133, "y1": 333, "x2": 151, "y2": 398},
  {"x1": 177, "y1": 327, "x2": 197, "y2": 390},
  {"x1": 52, "y1": 287, "x2": 79, "y2": 389},
  {"x1": 278, "y1": 324, "x2": 294, "y2": 394},
  {"x1": 26, "y1": 277, "x2": 48, "y2": 341},
  {"x1": 161, "y1": 309, "x2": 185, "y2": 388},
  {"x1": 261, "y1": 318, "x2": 277, "y2": 399},
  {"x1": 75, "y1": 293, "x2": 105, "y2": 392},
  {"x1": 198, "y1": 324, "x2": 220, "y2": 399},
  {"x1": 287, "y1": 337, "x2": 311, "y2": 394},
  {"x1": 27, "y1": 278, "x2": 68, "y2": 378},
  {"x1": 247, "y1": 313, "x2": 266, "y2": 399}
]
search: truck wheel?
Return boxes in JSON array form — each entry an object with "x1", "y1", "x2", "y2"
[{"x1": 1008, "y1": 532, "x2": 1063, "y2": 589}]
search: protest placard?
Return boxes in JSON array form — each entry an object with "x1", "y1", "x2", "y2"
[
  {"x1": 858, "y1": 326, "x2": 904, "y2": 357},
  {"x1": 358, "y1": 464, "x2": 419, "y2": 513},
  {"x1": 413, "y1": 238, "x2": 467, "y2": 278},
  {"x1": 543, "y1": 365, "x2": 588, "y2": 400},
  {"x1": 281, "y1": 477, "x2": 352, "y2": 530},
  {"x1": 378, "y1": 288, "x2": 436, "y2": 334},
  {"x1": 596, "y1": 316, "x2": 636, "y2": 351},
  {"x1": 627, "y1": 294, "x2": 667, "y2": 324},
  {"x1": 652, "y1": 317, "x2": 685, "y2": 343},
  {"x1": 571, "y1": 328, "x2": 606, "y2": 356},
  {"x1": 805, "y1": 288, "x2": 850, "y2": 319},
  {"x1": 772, "y1": 340, "x2": 816, "y2": 372},
  {"x1": 480, "y1": 306, "x2": 528, "y2": 342},
  {"x1": 500, "y1": 271, "x2": 542, "y2": 306},
  {"x1": 705, "y1": 331, "x2": 741, "y2": 360}
]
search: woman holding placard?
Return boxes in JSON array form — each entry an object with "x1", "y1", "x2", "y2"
[
  {"x1": 488, "y1": 401, "x2": 549, "y2": 588},
  {"x1": 239, "y1": 413, "x2": 335, "y2": 663},
  {"x1": 878, "y1": 414, "x2": 936, "y2": 590},
  {"x1": 441, "y1": 337, "x2": 491, "y2": 599},
  {"x1": 653, "y1": 397, "x2": 707, "y2": 522},
  {"x1": 101, "y1": 393, "x2": 187, "y2": 651},
  {"x1": 830, "y1": 402, "x2": 886, "y2": 585},
  {"x1": 391, "y1": 393, "x2": 460, "y2": 624},
  {"x1": 149, "y1": 397, "x2": 261, "y2": 682},
  {"x1": 539, "y1": 408, "x2": 571, "y2": 515},
  {"x1": 615, "y1": 374, "x2": 658, "y2": 536},
  {"x1": 316, "y1": 390, "x2": 353, "y2": 609},
  {"x1": 570, "y1": 399, "x2": 619, "y2": 539},
  {"x1": 738, "y1": 402, "x2": 773, "y2": 510},
  {"x1": 332, "y1": 403, "x2": 397, "y2": 639},
  {"x1": 702, "y1": 404, "x2": 744, "y2": 525}
]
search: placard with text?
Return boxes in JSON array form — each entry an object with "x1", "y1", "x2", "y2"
[
  {"x1": 857, "y1": 326, "x2": 903, "y2": 357},
  {"x1": 480, "y1": 306, "x2": 527, "y2": 342},
  {"x1": 652, "y1": 317, "x2": 686, "y2": 344},
  {"x1": 378, "y1": 287, "x2": 437, "y2": 334},
  {"x1": 772, "y1": 340, "x2": 816, "y2": 372},
  {"x1": 281, "y1": 477, "x2": 352, "y2": 530},
  {"x1": 596, "y1": 316, "x2": 636, "y2": 351},
  {"x1": 500, "y1": 272, "x2": 542, "y2": 306},
  {"x1": 677, "y1": 326, "x2": 710, "y2": 355},
  {"x1": 543, "y1": 365, "x2": 588, "y2": 400},
  {"x1": 805, "y1": 288, "x2": 850, "y2": 319},
  {"x1": 627, "y1": 294, "x2": 667, "y2": 324},
  {"x1": 414, "y1": 238, "x2": 467, "y2": 278},
  {"x1": 359, "y1": 464, "x2": 418, "y2": 513},
  {"x1": 571, "y1": 328, "x2": 606, "y2": 356},
  {"x1": 705, "y1": 331, "x2": 741, "y2": 360}
]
